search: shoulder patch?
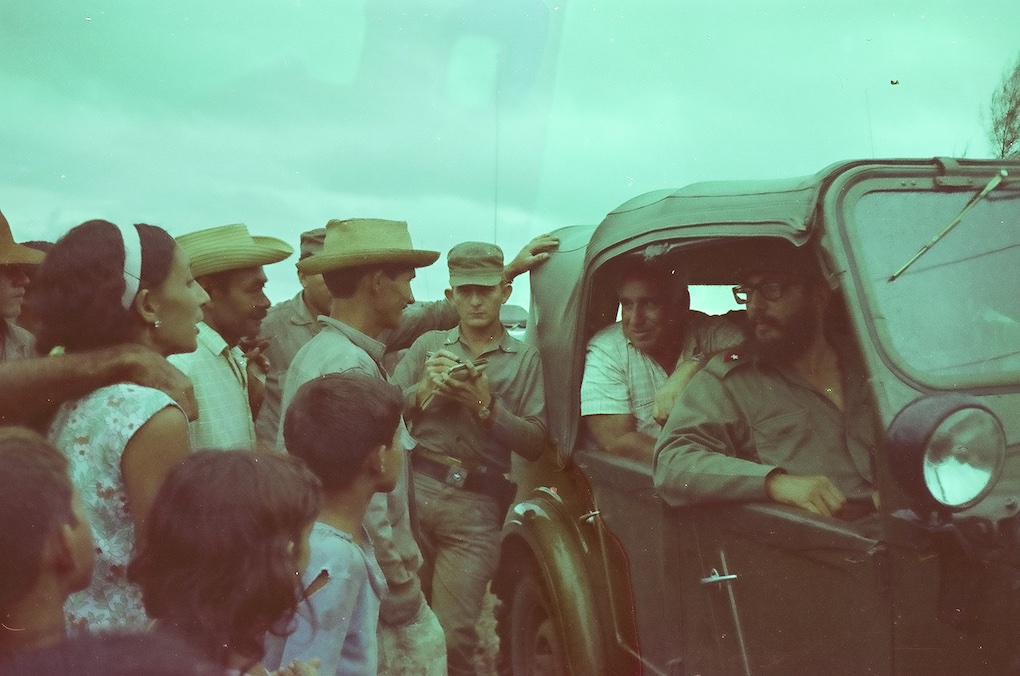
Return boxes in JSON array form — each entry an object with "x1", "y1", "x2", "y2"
[{"x1": 704, "y1": 350, "x2": 750, "y2": 378}]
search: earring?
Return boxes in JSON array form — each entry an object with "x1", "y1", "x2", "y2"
[{"x1": 153, "y1": 318, "x2": 162, "y2": 329}]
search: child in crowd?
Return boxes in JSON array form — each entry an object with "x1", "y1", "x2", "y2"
[
  {"x1": 0, "y1": 427, "x2": 94, "y2": 658},
  {"x1": 264, "y1": 372, "x2": 405, "y2": 676},
  {"x1": 128, "y1": 450, "x2": 323, "y2": 676}
]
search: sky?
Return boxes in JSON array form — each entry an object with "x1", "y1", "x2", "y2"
[{"x1": 2, "y1": 0, "x2": 1018, "y2": 307}]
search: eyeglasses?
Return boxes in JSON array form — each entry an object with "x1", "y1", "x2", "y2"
[{"x1": 732, "y1": 281, "x2": 790, "y2": 304}]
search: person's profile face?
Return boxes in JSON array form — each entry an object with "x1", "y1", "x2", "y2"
[
  {"x1": 0, "y1": 264, "x2": 29, "y2": 319},
  {"x1": 377, "y1": 268, "x2": 415, "y2": 331},
  {"x1": 299, "y1": 271, "x2": 332, "y2": 317},
  {"x1": 204, "y1": 266, "x2": 271, "y2": 342},
  {"x1": 147, "y1": 247, "x2": 209, "y2": 356}
]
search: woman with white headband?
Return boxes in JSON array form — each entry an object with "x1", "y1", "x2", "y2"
[{"x1": 32, "y1": 219, "x2": 209, "y2": 632}]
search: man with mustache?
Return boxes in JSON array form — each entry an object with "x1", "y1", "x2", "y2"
[
  {"x1": 581, "y1": 259, "x2": 743, "y2": 463},
  {"x1": 652, "y1": 241, "x2": 876, "y2": 518},
  {"x1": 169, "y1": 223, "x2": 293, "y2": 452}
]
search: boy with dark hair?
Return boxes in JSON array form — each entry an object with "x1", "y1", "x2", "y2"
[
  {"x1": 0, "y1": 427, "x2": 94, "y2": 657},
  {"x1": 265, "y1": 372, "x2": 405, "y2": 676},
  {"x1": 279, "y1": 218, "x2": 446, "y2": 674}
]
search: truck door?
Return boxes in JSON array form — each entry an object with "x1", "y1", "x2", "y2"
[
  {"x1": 677, "y1": 504, "x2": 892, "y2": 676},
  {"x1": 575, "y1": 449, "x2": 686, "y2": 676}
]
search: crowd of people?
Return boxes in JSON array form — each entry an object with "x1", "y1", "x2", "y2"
[
  {"x1": 0, "y1": 203, "x2": 878, "y2": 674},
  {"x1": 0, "y1": 208, "x2": 556, "y2": 675}
]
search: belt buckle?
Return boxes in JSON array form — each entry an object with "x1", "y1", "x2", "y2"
[{"x1": 444, "y1": 465, "x2": 467, "y2": 488}]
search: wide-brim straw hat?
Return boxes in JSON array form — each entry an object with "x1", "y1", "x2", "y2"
[
  {"x1": 298, "y1": 218, "x2": 439, "y2": 275},
  {"x1": 177, "y1": 223, "x2": 293, "y2": 278},
  {"x1": 0, "y1": 210, "x2": 46, "y2": 266}
]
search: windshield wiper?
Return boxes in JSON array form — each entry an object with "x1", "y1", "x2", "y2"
[{"x1": 889, "y1": 169, "x2": 1009, "y2": 282}]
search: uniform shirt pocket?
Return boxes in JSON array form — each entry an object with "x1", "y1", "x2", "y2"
[{"x1": 749, "y1": 410, "x2": 809, "y2": 465}]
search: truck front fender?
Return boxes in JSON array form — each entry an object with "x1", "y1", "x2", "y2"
[{"x1": 495, "y1": 486, "x2": 611, "y2": 675}]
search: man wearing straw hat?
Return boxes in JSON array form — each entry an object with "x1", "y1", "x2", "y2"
[
  {"x1": 170, "y1": 223, "x2": 293, "y2": 452},
  {"x1": 280, "y1": 218, "x2": 447, "y2": 675},
  {"x1": 255, "y1": 228, "x2": 559, "y2": 452},
  {"x1": 0, "y1": 209, "x2": 45, "y2": 363}
]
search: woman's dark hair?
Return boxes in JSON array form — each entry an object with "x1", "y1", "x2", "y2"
[
  {"x1": 0, "y1": 427, "x2": 74, "y2": 616},
  {"x1": 284, "y1": 372, "x2": 403, "y2": 490},
  {"x1": 33, "y1": 220, "x2": 177, "y2": 354},
  {"x1": 128, "y1": 451, "x2": 322, "y2": 671}
]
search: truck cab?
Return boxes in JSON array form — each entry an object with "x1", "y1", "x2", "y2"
[{"x1": 494, "y1": 157, "x2": 1020, "y2": 675}]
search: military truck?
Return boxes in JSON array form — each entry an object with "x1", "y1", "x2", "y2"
[{"x1": 493, "y1": 157, "x2": 1020, "y2": 675}]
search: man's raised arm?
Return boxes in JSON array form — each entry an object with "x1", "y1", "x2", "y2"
[{"x1": 0, "y1": 344, "x2": 197, "y2": 427}]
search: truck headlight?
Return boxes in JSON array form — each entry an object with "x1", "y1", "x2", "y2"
[{"x1": 886, "y1": 394, "x2": 1006, "y2": 514}]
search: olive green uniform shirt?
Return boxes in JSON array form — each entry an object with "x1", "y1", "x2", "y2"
[
  {"x1": 256, "y1": 294, "x2": 458, "y2": 451},
  {"x1": 653, "y1": 343, "x2": 876, "y2": 506},
  {"x1": 392, "y1": 326, "x2": 548, "y2": 473}
]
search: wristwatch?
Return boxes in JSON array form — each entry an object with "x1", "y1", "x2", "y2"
[{"x1": 477, "y1": 399, "x2": 492, "y2": 421}]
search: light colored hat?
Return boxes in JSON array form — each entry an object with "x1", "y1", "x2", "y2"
[
  {"x1": 177, "y1": 223, "x2": 293, "y2": 278},
  {"x1": 298, "y1": 218, "x2": 439, "y2": 275},
  {"x1": 0, "y1": 210, "x2": 46, "y2": 266},
  {"x1": 448, "y1": 241, "x2": 504, "y2": 287}
]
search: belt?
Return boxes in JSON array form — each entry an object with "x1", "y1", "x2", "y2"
[{"x1": 411, "y1": 452, "x2": 504, "y2": 495}]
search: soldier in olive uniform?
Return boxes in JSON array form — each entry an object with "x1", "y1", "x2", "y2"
[{"x1": 653, "y1": 241, "x2": 877, "y2": 518}]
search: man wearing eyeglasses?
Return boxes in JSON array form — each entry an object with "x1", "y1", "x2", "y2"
[
  {"x1": 581, "y1": 259, "x2": 743, "y2": 463},
  {"x1": 652, "y1": 241, "x2": 877, "y2": 519}
]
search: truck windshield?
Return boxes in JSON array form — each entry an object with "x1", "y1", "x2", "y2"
[{"x1": 850, "y1": 188, "x2": 1020, "y2": 387}]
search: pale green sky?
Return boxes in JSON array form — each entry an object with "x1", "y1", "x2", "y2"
[{"x1": 2, "y1": 0, "x2": 1018, "y2": 305}]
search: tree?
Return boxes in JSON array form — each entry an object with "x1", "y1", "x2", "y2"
[{"x1": 989, "y1": 53, "x2": 1020, "y2": 158}]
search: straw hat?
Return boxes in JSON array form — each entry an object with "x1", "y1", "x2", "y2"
[
  {"x1": 298, "y1": 218, "x2": 439, "y2": 275},
  {"x1": 0, "y1": 210, "x2": 46, "y2": 266},
  {"x1": 176, "y1": 223, "x2": 293, "y2": 278}
]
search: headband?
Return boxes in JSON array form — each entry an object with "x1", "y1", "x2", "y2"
[{"x1": 117, "y1": 222, "x2": 142, "y2": 310}]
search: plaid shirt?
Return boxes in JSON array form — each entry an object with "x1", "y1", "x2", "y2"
[
  {"x1": 580, "y1": 312, "x2": 744, "y2": 438},
  {"x1": 168, "y1": 322, "x2": 255, "y2": 452}
]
